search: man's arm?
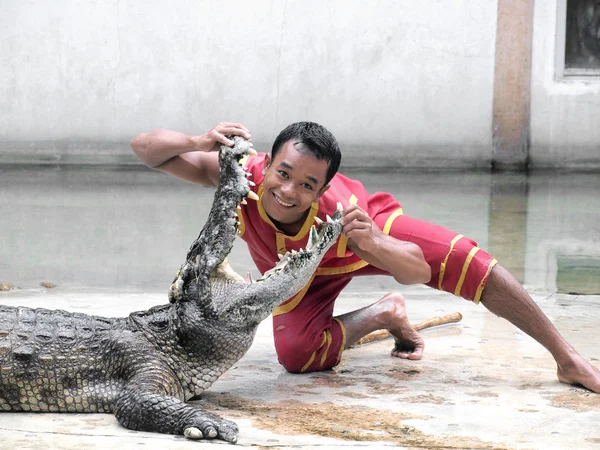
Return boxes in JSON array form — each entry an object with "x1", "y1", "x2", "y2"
[
  {"x1": 342, "y1": 205, "x2": 431, "y2": 285},
  {"x1": 130, "y1": 123, "x2": 252, "y2": 187}
]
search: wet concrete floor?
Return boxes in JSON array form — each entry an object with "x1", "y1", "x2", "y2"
[{"x1": 1, "y1": 165, "x2": 599, "y2": 449}]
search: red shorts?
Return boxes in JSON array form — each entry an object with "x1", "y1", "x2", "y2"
[{"x1": 272, "y1": 214, "x2": 497, "y2": 373}]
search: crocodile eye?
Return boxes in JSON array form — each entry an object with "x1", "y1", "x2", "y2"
[
  {"x1": 35, "y1": 331, "x2": 53, "y2": 343},
  {"x1": 149, "y1": 319, "x2": 170, "y2": 332}
]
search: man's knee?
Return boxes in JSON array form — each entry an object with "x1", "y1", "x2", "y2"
[
  {"x1": 480, "y1": 264, "x2": 524, "y2": 303},
  {"x1": 274, "y1": 336, "x2": 317, "y2": 373},
  {"x1": 274, "y1": 331, "x2": 337, "y2": 374}
]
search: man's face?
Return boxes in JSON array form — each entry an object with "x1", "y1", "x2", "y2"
[{"x1": 261, "y1": 139, "x2": 330, "y2": 226}]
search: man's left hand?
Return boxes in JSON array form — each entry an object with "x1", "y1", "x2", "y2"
[{"x1": 341, "y1": 204, "x2": 382, "y2": 253}]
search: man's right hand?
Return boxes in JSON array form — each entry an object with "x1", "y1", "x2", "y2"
[
  {"x1": 196, "y1": 122, "x2": 252, "y2": 152},
  {"x1": 130, "y1": 122, "x2": 253, "y2": 186}
]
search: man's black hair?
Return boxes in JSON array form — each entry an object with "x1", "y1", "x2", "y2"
[{"x1": 271, "y1": 122, "x2": 341, "y2": 185}]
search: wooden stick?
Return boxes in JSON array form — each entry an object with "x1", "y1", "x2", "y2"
[{"x1": 352, "y1": 312, "x2": 463, "y2": 347}]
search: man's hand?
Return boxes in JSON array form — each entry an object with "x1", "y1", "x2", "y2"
[
  {"x1": 194, "y1": 122, "x2": 252, "y2": 152},
  {"x1": 342, "y1": 204, "x2": 432, "y2": 285},
  {"x1": 130, "y1": 122, "x2": 252, "y2": 186},
  {"x1": 341, "y1": 204, "x2": 382, "y2": 253}
]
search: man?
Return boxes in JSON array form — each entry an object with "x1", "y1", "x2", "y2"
[{"x1": 131, "y1": 121, "x2": 600, "y2": 392}]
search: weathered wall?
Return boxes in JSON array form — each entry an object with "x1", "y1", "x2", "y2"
[
  {"x1": 530, "y1": 1, "x2": 600, "y2": 170},
  {"x1": 0, "y1": 0, "x2": 497, "y2": 168},
  {"x1": 3, "y1": 1, "x2": 599, "y2": 169}
]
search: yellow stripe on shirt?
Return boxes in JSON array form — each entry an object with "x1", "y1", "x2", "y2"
[
  {"x1": 320, "y1": 329, "x2": 333, "y2": 367},
  {"x1": 336, "y1": 194, "x2": 359, "y2": 257},
  {"x1": 301, "y1": 332, "x2": 328, "y2": 373},
  {"x1": 316, "y1": 260, "x2": 369, "y2": 276},
  {"x1": 272, "y1": 273, "x2": 316, "y2": 316},
  {"x1": 333, "y1": 318, "x2": 347, "y2": 364},
  {"x1": 454, "y1": 246, "x2": 480, "y2": 297},
  {"x1": 383, "y1": 208, "x2": 404, "y2": 235},
  {"x1": 473, "y1": 258, "x2": 498, "y2": 304},
  {"x1": 438, "y1": 234, "x2": 464, "y2": 291}
]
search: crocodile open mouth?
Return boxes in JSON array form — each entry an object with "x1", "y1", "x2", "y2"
[
  {"x1": 225, "y1": 140, "x2": 343, "y2": 285},
  {"x1": 256, "y1": 203, "x2": 344, "y2": 282},
  {"x1": 170, "y1": 136, "x2": 342, "y2": 303}
]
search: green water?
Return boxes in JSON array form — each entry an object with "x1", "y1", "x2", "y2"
[
  {"x1": 1, "y1": 166, "x2": 599, "y2": 295},
  {"x1": 556, "y1": 256, "x2": 600, "y2": 295}
]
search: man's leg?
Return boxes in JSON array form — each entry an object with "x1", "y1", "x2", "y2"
[
  {"x1": 335, "y1": 292, "x2": 424, "y2": 359},
  {"x1": 480, "y1": 264, "x2": 600, "y2": 393}
]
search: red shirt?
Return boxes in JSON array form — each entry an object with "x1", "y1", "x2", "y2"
[{"x1": 237, "y1": 153, "x2": 403, "y2": 277}]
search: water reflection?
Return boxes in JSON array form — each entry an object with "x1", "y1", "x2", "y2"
[{"x1": 1, "y1": 165, "x2": 599, "y2": 295}]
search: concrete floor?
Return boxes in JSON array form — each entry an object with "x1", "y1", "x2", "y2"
[{"x1": 1, "y1": 165, "x2": 600, "y2": 449}]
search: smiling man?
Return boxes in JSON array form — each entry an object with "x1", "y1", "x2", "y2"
[{"x1": 131, "y1": 121, "x2": 600, "y2": 392}]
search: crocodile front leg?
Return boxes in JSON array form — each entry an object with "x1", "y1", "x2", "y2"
[{"x1": 114, "y1": 369, "x2": 238, "y2": 443}]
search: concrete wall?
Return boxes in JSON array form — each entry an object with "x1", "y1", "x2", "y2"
[
  {"x1": 2, "y1": 1, "x2": 599, "y2": 169},
  {"x1": 530, "y1": 0, "x2": 600, "y2": 170},
  {"x1": 0, "y1": 0, "x2": 498, "y2": 169}
]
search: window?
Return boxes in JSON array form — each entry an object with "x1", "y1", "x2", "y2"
[{"x1": 557, "y1": 0, "x2": 600, "y2": 77}]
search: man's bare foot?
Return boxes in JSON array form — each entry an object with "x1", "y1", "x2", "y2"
[
  {"x1": 379, "y1": 293, "x2": 424, "y2": 360},
  {"x1": 337, "y1": 292, "x2": 424, "y2": 359},
  {"x1": 557, "y1": 352, "x2": 600, "y2": 393}
]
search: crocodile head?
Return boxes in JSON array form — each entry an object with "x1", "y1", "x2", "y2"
[
  {"x1": 168, "y1": 136, "x2": 258, "y2": 304},
  {"x1": 170, "y1": 136, "x2": 342, "y2": 325},
  {"x1": 212, "y1": 206, "x2": 343, "y2": 324},
  {"x1": 208, "y1": 142, "x2": 343, "y2": 324}
]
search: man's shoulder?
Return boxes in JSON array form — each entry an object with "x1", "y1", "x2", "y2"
[
  {"x1": 320, "y1": 172, "x2": 370, "y2": 208},
  {"x1": 321, "y1": 172, "x2": 400, "y2": 215},
  {"x1": 246, "y1": 152, "x2": 267, "y2": 166}
]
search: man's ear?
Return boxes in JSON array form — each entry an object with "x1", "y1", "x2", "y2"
[
  {"x1": 262, "y1": 153, "x2": 272, "y2": 175},
  {"x1": 316, "y1": 183, "x2": 330, "y2": 200}
]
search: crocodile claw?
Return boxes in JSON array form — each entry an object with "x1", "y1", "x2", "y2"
[
  {"x1": 184, "y1": 427, "x2": 203, "y2": 439},
  {"x1": 183, "y1": 413, "x2": 239, "y2": 443}
]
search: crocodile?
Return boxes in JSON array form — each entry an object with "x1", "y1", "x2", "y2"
[{"x1": 0, "y1": 137, "x2": 343, "y2": 444}]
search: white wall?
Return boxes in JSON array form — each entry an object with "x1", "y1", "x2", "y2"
[
  {"x1": 530, "y1": 0, "x2": 600, "y2": 170},
  {"x1": 0, "y1": 0, "x2": 498, "y2": 168}
]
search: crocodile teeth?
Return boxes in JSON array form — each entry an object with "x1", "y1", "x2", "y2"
[
  {"x1": 278, "y1": 253, "x2": 285, "y2": 260},
  {"x1": 291, "y1": 249, "x2": 297, "y2": 255},
  {"x1": 248, "y1": 180, "x2": 256, "y2": 187},
  {"x1": 247, "y1": 191, "x2": 259, "y2": 201},
  {"x1": 245, "y1": 271, "x2": 254, "y2": 283},
  {"x1": 309, "y1": 225, "x2": 319, "y2": 248},
  {"x1": 336, "y1": 201, "x2": 344, "y2": 212},
  {"x1": 263, "y1": 263, "x2": 286, "y2": 277},
  {"x1": 240, "y1": 198, "x2": 248, "y2": 205},
  {"x1": 246, "y1": 173, "x2": 252, "y2": 178},
  {"x1": 326, "y1": 215, "x2": 333, "y2": 223},
  {"x1": 314, "y1": 216, "x2": 323, "y2": 226}
]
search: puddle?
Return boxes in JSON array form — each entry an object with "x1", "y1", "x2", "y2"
[
  {"x1": 1, "y1": 167, "x2": 599, "y2": 296},
  {"x1": 199, "y1": 392, "x2": 512, "y2": 449}
]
